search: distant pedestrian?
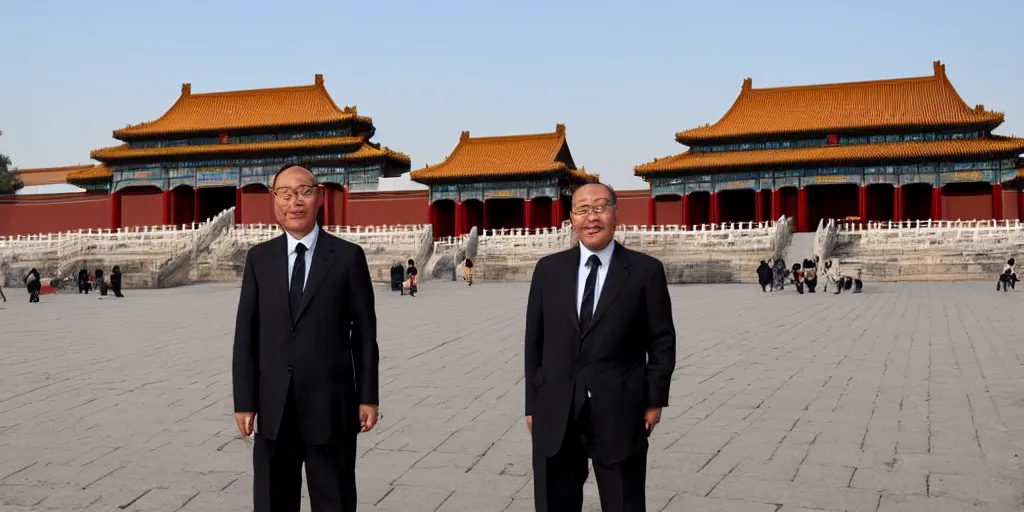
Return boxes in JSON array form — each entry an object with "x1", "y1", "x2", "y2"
[
  {"x1": 95, "y1": 269, "x2": 108, "y2": 296},
  {"x1": 111, "y1": 266, "x2": 124, "y2": 298},
  {"x1": 756, "y1": 260, "x2": 772, "y2": 291},
  {"x1": 24, "y1": 268, "x2": 41, "y2": 303},
  {"x1": 0, "y1": 281, "x2": 6, "y2": 303},
  {"x1": 997, "y1": 258, "x2": 1017, "y2": 292},
  {"x1": 402, "y1": 259, "x2": 418, "y2": 297},
  {"x1": 463, "y1": 258, "x2": 474, "y2": 286}
]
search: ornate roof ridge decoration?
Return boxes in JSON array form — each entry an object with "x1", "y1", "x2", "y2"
[
  {"x1": 410, "y1": 123, "x2": 594, "y2": 183},
  {"x1": 635, "y1": 136, "x2": 1024, "y2": 177},
  {"x1": 675, "y1": 61, "x2": 1005, "y2": 145},
  {"x1": 112, "y1": 74, "x2": 372, "y2": 139}
]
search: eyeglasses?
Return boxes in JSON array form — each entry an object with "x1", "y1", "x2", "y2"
[
  {"x1": 272, "y1": 185, "x2": 317, "y2": 201},
  {"x1": 570, "y1": 203, "x2": 616, "y2": 216}
]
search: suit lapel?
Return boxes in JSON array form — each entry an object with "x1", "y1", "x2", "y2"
[
  {"x1": 583, "y1": 242, "x2": 630, "y2": 339},
  {"x1": 293, "y1": 229, "x2": 334, "y2": 325},
  {"x1": 270, "y1": 234, "x2": 290, "y2": 317},
  {"x1": 563, "y1": 248, "x2": 582, "y2": 336}
]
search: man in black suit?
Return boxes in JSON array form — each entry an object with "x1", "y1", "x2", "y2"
[
  {"x1": 233, "y1": 165, "x2": 379, "y2": 512},
  {"x1": 525, "y1": 182, "x2": 676, "y2": 512}
]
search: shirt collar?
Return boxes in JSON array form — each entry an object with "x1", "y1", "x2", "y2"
[
  {"x1": 579, "y1": 240, "x2": 615, "y2": 269},
  {"x1": 286, "y1": 225, "x2": 320, "y2": 256}
]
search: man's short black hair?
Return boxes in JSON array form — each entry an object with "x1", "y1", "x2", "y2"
[
  {"x1": 271, "y1": 164, "x2": 318, "y2": 188},
  {"x1": 571, "y1": 180, "x2": 617, "y2": 205}
]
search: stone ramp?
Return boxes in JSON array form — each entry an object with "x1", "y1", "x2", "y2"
[{"x1": 787, "y1": 232, "x2": 816, "y2": 264}]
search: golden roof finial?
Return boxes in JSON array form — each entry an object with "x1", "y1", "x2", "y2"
[
  {"x1": 933, "y1": 60, "x2": 945, "y2": 77},
  {"x1": 460, "y1": 130, "x2": 470, "y2": 141},
  {"x1": 181, "y1": 83, "x2": 191, "y2": 95},
  {"x1": 555, "y1": 123, "x2": 566, "y2": 134},
  {"x1": 315, "y1": 74, "x2": 324, "y2": 86},
  {"x1": 742, "y1": 77, "x2": 753, "y2": 91}
]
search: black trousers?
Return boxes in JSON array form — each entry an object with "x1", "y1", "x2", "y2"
[
  {"x1": 253, "y1": 383, "x2": 358, "y2": 512},
  {"x1": 533, "y1": 399, "x2": 647, "y2": 512}
]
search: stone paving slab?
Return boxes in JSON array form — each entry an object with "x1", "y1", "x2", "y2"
[{"x1": 1, "y1": 281, "x2": 1023, "y2": 511}]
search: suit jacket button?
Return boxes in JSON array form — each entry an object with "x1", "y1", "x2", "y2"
[{"x1": 287, "y1": 365, "x2": 292, "y2": 372}]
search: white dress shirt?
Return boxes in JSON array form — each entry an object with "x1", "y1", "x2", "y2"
[
  {"x1": 286, "y1": 225, "x2": 320, "y2": 291},
  {"x1": 576, "y1": 241, "x2": 615, "y2": 317}
]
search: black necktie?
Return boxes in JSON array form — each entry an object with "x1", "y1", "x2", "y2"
[
  {"x1": 289, "y1": 242, "x2": 307, "y2": 319},
  {"x1": 579, "y1": 254, "x2": 601, "y2": 333}
]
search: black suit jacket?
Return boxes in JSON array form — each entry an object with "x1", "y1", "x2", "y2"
[
  {"x1": 525, "y1": 241, "x2": 676, "y2": 464},
  {"x1": 232, "y1": 229, "x2": 379, "y2": 445}
]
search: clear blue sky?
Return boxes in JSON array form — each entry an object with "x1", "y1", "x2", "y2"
[{"x1": 1, "y1": 0, "x2": 1021, "y2": 190}]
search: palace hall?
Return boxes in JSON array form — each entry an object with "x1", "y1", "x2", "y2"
[
  {"x1": 635, "y1": 61, "x2": 1024, "y2": 231},
  {"x1": 65, "y1": 74, "x2": 410, "y2": 229},
  {"x1": 410, "y1": 124, "x2": 595, "y2": 238}
]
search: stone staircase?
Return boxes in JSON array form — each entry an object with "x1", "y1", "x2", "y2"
[{"x1": 827, "y1": 219, "x2": 1024, "y2": 281}]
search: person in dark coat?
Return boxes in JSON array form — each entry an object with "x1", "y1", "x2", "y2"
[
  {"x1": 232, "y1": 165, "x2": 379, "y2": 512},
  {"x1": 95, "y1": 269, "x2": 108, "y2": 296},
  {"x1": 24, "y1": 268, "x2": 41, "y2": 303},
  {"x1": 525, "y1": 182, "x2": 676, "y2": 512},
  {"x1": 77, "y1": 268, "x2": 91, "y2": 294},
  {"x1": 756, "y1": 260, "x2": 772, "y2": 292},
  {"x1": 803, "y1": 259, "x2": 818, "y2": 293},
  {"x1": 110, "y1": 266, "x2": 124, "y2": 298}
]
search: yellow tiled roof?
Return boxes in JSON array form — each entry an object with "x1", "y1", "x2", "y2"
[
  {"x1": 409, "y1": 124, "x2": 594, "y2": 183},
  {"x1": 112, "y1": 75, "x2": 370, "y2": 138},
  {"x1": 676, "y1": 61, "x2": 1004, "y2": 144},
  {"x1": 91, "y1": 136, "x2": 366, "y2": 160},
  {"x1": 15, "y1": 164, "x2": 97, "y2": 186},
  {"x1": 65, "y1": 165, "x2": 112, "y2": 183},
  {"x1": 635, "y1": 137, "x2": 1024, "y2": 177}
]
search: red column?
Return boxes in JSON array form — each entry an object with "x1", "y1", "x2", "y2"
[
  {"x1": 1018, "y1": 190, "x2": 1024, "y2": 222},
  {"x1": 550, "y1": 197, "x2": 562, "y2": 227},
  {"x1": 322, "y1": 187, "x2": 332, "y2": 227},
  {"x1": 647, "y1": 196, "x2": 656, "y2": 226},
  {"x1": 427, "y1": 201, "x2": 435, "y2": 233},
  {"x1": 993, "y1": 183, "x2": 1004, "y2": 221},
  {"x1": 234, "y1": 188, "x2": 243, "y2": 224},
  {"x1": 193, "y1": 188, "x2": 202, "y2": 223},
  {"x1": 111, "y1": 190, "x2": 122, "y2": 230},
  {"x1": 162, "y1": 189, "x2": 172, "y2": 225},
  {"x1": 893, "y1": 185, "x2": 902, "y2": 223},
  {"x1": 524, "y1": 198, "x2": 533, "y2": 231},
  {"x1": 755, "y1": 190, "x2": 764, "y2": 223},
  {"x1": 858, "y1": 185, "x2": 868, "y2": 223},
  {"x1": 770, "y1": 189, "x2": 779, "y2": 221},
  {"x1": 797, "y1": 187, "x2": 808, "y2": 232},
  {"x1": 341, "y1": 184, "x2": 349, "y2": 226},
  {"x1": 931, "y1": 186, "x2": 942, "y2": 221},
  {"x1": 709, "y1": 193, "x2": 718, "y2": 225},
  {"x1": 681, "y1": 194, "x2": 690, "y2": 228},
  {"x1": 455, "y1": 201, "x2": 464, "y2": 236}
]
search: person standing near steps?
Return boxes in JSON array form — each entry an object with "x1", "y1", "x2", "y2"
[
  {"x1": 524, "y1": 181, "x2": 677, "y2": 512},
  {"x1": 232, "y1": 165, "x2": 380, "y2": 512}
]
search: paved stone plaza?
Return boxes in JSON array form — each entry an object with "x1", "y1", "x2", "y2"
[{"x1": 1, "y1": 280, "x2": 1023, "y2": 511}]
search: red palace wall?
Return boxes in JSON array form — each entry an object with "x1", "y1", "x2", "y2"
[
  {"x1": 0, "y1": 193, "x2": 111, "y2": 236},
  {"x1": 239, "y1": 186, "x2": 275, "y2": 225},
  {"x1": 942, "y1": 183, "x2": 993, "y2": 221},
  {"x1": 119, "y1": 187, "x2": 163, "y2": 228},
  {"x1": 654, "y1": 196, "x2": 683, "y2": 225},
  {"x1": 347, "y1": 190, "x2": 428, "y2": 226},
  {"x1": 615, "y1": 190, "x2": 651, "y2": 225}
]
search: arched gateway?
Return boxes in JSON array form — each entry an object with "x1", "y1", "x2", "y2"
[
  {"x1": 67, "y1": 74, "x2": 410, "y2": 229},
  {"x1": 635, "y1": 61, "x2": 1024, "y2": 231},
  {"x1": 410, "y1": 124, "x2": 594, "y2": 238}
]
